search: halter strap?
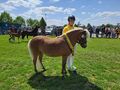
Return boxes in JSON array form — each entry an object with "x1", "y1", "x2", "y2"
[{"x1": 64, "y1": 33, "x2": 74, "y2": 55}]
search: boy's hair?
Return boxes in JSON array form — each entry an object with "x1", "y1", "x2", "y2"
[{"x1": 68, "y1": 15, "x2": 75, "y2": 21}]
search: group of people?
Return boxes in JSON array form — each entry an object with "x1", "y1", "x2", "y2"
[{"x1": 88, "y1": 26, "x2": 120, "y2": 38}]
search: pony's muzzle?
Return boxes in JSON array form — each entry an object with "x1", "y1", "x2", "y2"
[{"x1": 81, "y1": 44, "x2": 87, "y2": 48}]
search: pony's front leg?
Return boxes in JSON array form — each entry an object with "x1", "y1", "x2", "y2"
[
  {"x1": 62, "y1": 56, "x2": 67, "y2": 78},
  {"x1": 9, "y1": 37, "x2": 11, "y2": 42},
  {"x1": 9, "y1": 35, "x2": 12, "y2": 42},
  {"x1": 27, "y1": 35, "x2": 29, "y2": 39}
]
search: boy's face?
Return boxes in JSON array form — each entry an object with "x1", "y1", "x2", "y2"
[{"x1": 69, "y1": 19, "x2": 75, "y2": 26}]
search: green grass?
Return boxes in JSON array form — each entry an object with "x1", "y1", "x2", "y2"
[{"x1": 0, "y1": 35, "x2": 120, "y2": 90}]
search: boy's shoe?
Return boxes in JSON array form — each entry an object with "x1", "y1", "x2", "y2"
[{"x1": 68, "y1": 66, "x2": 76, "y2": 71}]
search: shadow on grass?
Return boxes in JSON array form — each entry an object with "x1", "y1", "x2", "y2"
[{"x1": 27, "y1": 71, "x2": 102, "y2": 90}]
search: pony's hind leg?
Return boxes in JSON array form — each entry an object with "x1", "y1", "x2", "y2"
[
  {"x1": 38, "y1": 52, "x2": 46, "y2": 71},
  {"x1": 17, "y1": 37, "x2": 19, "y2": 43},
  {"x1": 27, "y1": 35, "x2": 29, "y2": 40},
  {"x1": 9, "y1": 37, "x2": 11, "y2": 42},
  {"x1": 32, "y1": 54, "x2": 38, "y2": 73},
  {"x1": 18, "y1": 36, "x2": 20, "y2": 43},
  {"x1": 12, "y1": 36, "x2": 15, "y2": 41}
]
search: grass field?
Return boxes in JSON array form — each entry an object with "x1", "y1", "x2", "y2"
[{"x1": 0, "y1": 35, "x2": 120, "y2": 90}]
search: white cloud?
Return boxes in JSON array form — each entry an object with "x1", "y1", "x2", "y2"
[
  {"x1": 81, "y1": 5, "x2": 86, "y2": 8},
  {"x1": 39, "y1": 6, "x2": 63, "y2": 14},
  {"x1": 47, "y1": 19, "x2": 64, "y2": 26},
  {"x1": 71, "y1": 0, "x2": 75, "y2": 1},
  {"x1": 63, "y1": 8, "x2": 76, "y2": 14},
  {"x1": 10, "y1": 13, "x2": 17, "y2": 19},
  {"x1": 49, "y1": 0, "x2": 60, "y2": 2},
  {"x1": 8, "y1": 0, "x2": 42, "y2": 8},
  {"x1": 81, "y1": 12, "x2": 86, "y2": 15},
  {"x1": 20, "y1": 6, "x2": 76, "y2": 19},
  {"x1": 81, "y1": 11, "x2": 120, "y2": 25},
  {"x1": 0, "y1": 0, "x2": 76, "y2": 17},
  {"x1": 98, "y1": 0, "x2": 102, "y2": 4},
  {"x1": 0, "y1": 2, "x2": 15, "y2": 11},
  {"x1": 0, "y1": 0, "x2": 43, "y2": 11},
  {"x1": 92, "y1": 11, "x2": 120, "y2": 17}
]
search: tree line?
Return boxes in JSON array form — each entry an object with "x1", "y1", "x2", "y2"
[{"x1": 0, "y1": 11, "x2": 46, "y2": 28}]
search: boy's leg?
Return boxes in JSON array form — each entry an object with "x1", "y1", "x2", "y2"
[
  {"x1": 67, "y1": 54, "x2": 71, "y2": 70},
  {"x1": 67, "y1": 54, "x2": 76, "y2": 71},
  {"x1": 67, "y1": 44, "x2": 77, "y2": 71}
]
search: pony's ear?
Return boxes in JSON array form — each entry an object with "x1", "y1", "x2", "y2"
[{"x1": 83, "y1": 29, "x2": 90, "y2": 38}]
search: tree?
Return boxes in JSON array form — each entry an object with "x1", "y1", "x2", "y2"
[
  {"x1": 63, "y1": 24, "x2": 67, "y2": 27},
  {"x1": 39, "y1": 17, "x2": 47, "y2": 35},
  {"x1": 74, "y1": 24, "x2": 78, "y2": 27},
  {"x1": 77, "y1": 21, "x2": 81, "y2": 27},
  {"x1": 106, "y1": 24, "x2": 114, "y2": 28},
  {"x1": 81, "y1": 25, "x2": 86, "y2": 29},
  {"x1": 101, "y1": 24, "x2": 105, "y2": 27},
  {"x1": 27, "y1": 18, "x2": 39, "y2": 28},
  {"x1": 87, "y1": 23, "x2": 93, "y2": 38},
  {"x1": 27, "y1": 18, "x2": 34, "y2": 27},
  {"x1": 116, "y1": 23, "x2": 120, "y2": 28},
  {"x1": 87, "y1": 23, "x2": 92, "y2": 29},
  {"x1": 13, "y1": 16, "x2": 25, "y2": 26},
  {"x1": 32, "y1": 19, "x2": 39, "y2": 28},
  {"x1": 0, "y1": 11, "x2": 13, "y2": 23}
]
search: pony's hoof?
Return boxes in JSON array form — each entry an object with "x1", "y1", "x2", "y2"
[{"x1": 62, "y1": 76, "x2": 65, "y2": 80}]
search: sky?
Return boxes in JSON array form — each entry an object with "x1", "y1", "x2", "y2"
[{"x1": 0, "y1": 0, "x2": 120, "y2": 26}]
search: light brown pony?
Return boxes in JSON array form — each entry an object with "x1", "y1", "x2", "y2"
[
  {"x1": 116, "y1": 28, "x2": 120, "y2": 38},
  {"x1": 9, "y1": 30, "x2": 21, "y2": 42},
  {"x1": 28, "y1": 28, "x2": 89, "y2": 77}
]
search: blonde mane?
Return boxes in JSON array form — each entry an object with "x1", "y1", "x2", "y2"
[{"x1": 60, "y1": 27, "x2": 89, "y2": 38}]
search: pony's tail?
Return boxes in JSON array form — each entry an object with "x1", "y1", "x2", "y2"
[
  {"x1": 28, "y1": 39, "x2": 41, "y2": 70},
  {"x1": 28, "y1": 39, "x2": 33, "y2": 59}
]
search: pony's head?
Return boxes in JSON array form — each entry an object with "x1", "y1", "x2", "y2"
[
  {"x1": 65, "y1": 28, "x2": 89, "y2": 48},
  {"x1": 77, "y1": 28, "x2": 89, "y2": 48}
]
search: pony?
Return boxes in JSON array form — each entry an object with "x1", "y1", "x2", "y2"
[
  {"x1": 116, "y1": 28, "x2": 120, "y2": 38},
  {"x1": 28, "y1": 28, "x2": 89, "y2": 78},
  {"x1": 8, "y1": 30, "x2": 21, "y2": 42},
  {"x1": 21, "y1": 26, "x2": 39, "y2": 39}
]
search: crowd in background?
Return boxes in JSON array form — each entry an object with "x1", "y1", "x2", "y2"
[
  {"x1": 88, "y1": 26, "x2": 120, "y2": 39},
  {"x1": 0, "y1": 23, "x2": 120, "y2": 39}
]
